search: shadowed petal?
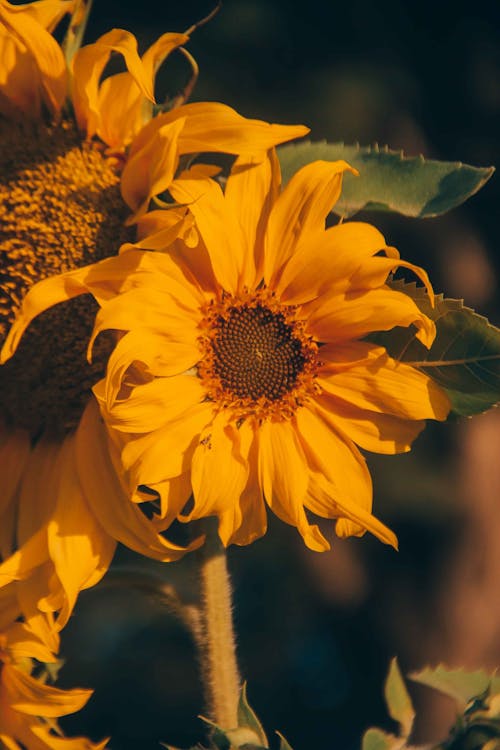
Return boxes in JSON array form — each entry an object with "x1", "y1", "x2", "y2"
[
  {"x1": 258, "y1": 419, "x2": 329, "y2": 551},
  {"x1": 186, "y1": 414, "x2": 250, "y2": 545},
  {"x1": 75, "y1": 399, "x2": 203, "y2": 561},
  {"x1": 2, "y1": 664, "x2": 91, "y2": 717},
  {"x1": 318, "y1": 346, "x2": 450, "y2": 421},
  {"x1": 306, "y1": 286, "x2": 436, "y2": 347}
]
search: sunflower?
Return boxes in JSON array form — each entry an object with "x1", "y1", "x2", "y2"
[
  {"x1": 0, "y1": 589, "x2": 106, "y2": 749},
  {"x1": 0, "y1": 0, "x2": 308, "y2": 630},
  {"x1": 2, "y1": 152, "x2": 451, "y2": 552}
]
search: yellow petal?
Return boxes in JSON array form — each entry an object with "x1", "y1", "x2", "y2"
[
  {"x1": 17, "y1": 438, "x2": 59, "y2": 544},
  {"x1": 16, "y1": 561, "x2": 62, "y2": 625},
  {"x1": 258, "y1": 420, "x2": 329, "y2": 551},
  {"x1": 26, "y1": 726, "x2": 110, "y2": 749},
  {"x1": 5, "y1": 620, "x2": 56, "y2": 664},
  {"x1": 74, "y1": 400, "x2": 203, "y2": 561},
  {"x1": 2, "y1": 663, "x2": 91, "y2": 717},
  {"x1": 0, "y1": 584, "x2": 20, "y2": 631},
  {"x1": 95, "y1": 32, "x2": 188, "y2": 149},
  {"x1": 0, "y1": 427, "x2": 30, "y2": 513},
  {"x1": 120, "y1": 116, "x2": 186, "y2": 216},
  {"x1": 88, "y1": 281, "x2": 201, "y2": 357},
  {"x1": 19, "y1": 0, "x2": 75, "y2": 33},
  {"x1": 295, "y1": 405, "x2": 397, "y2": 548},
  {"x1": 132, "y1": 207, "x2": 193, "y2": 249},
  {"x1": 0, "y1": 250, "x2": 166, "y2": 364},
  {"x1": 318, "y1": 350, "x2": 450, "y2": 422},
  {"x1": 0, "y1": 732, "x2": 18, "y2": 750},
  {"x1": 121, "y1": 401, "x2": 213, "y2": 485},
  {"x1": 47, "y1": 434, "x2": 116, "y2": 630},
  {"x1": 294, "y1": 405, "x2": 372, "y2": 516},
  {"x1": 0, "y1": 0, "x2": 68, "y2": 115},
  {"x1": 226, "y1": 420, "x2": 267, "y2": 546},
  {"x1": 306, "y1": 286, "x2": 436, "y2": 348},
  {"x1": 276, "y1": 221, "x2": 390, "y2": 304},
  {"x1": 140, "y1": 31, "x2": 189, "y2": 85},
  {"x1": 0, "y1": 428, "x2": 30, "y2": 556},
  {"x1": 187, "y1": 414, "x2": 250, "y2": 546},
  {"x1": 0, "y1": 23, "x2": 42, "y2": 117},
  {"x1": 0, "y1": 528, "x2": 47, "y2": 586},
  {"x1": 71, "y1": 28, "x2": 157, "y2": 137},
  {"x1": 225, "y1": 149, "x2": 281, "y2": 284},
  {"x1": 264, "y1": 160, "x2": 356, "y2": 286},
  {"x1": 314, "y1": 393, "x2": 426, "y2": 454},
  {"x1": 349, "y1": 254, "x2": 435, "y2": 304},
  {"x1": 128, "y1": 101, "x2": 309, "y2": 160},
  {"x1": 94, "y1": 372, "x2": 204, "y2": 433},
  {"x1": 169, "y1": 172, "x2": 247, "y2": 294},
  {"x1": 95, "y1": 71, "x2": 154, "y2": 149},
  {"x1": 147, "y1": 472, "x2": 192, "y2": 530}
]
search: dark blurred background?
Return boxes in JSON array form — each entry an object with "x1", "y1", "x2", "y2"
[{"x1": 59, "y1": 1, "x2": 499, "y2": 748}]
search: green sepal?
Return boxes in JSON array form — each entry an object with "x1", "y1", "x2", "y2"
[
  {"x1": 368, "y1": 279, "x2": 500, "y2": 417},
  {"x1": 207, "y1": 726, "x2": 267, "y2": 749},
  {"x1": 162, "y1": 686, "x2": 291, "y2": 750},
  {"x1": 181, "y1": 685, "x2": 270, "y2": 750},
  {"x1": 236, "y1": 683, "x2": 269, "y2": 748},
  {"x1": 277, "y1": 141, "x2": 494, "y2": 218},
  {"x1": 275, "y1": 731, "x2": 294, "y2": 750},
  {"x1": 62, "y1": 0, "x2": 94, "y2": 67},
  {"x1": 384, "y1": 658, "x2": 415, "y2": 738},
  {"x1": 409, "y1": 666, "x2": 498, "y2": 711},
  {"x1": 42, "y1": 658, "x2": 64, "y2": 683},
  {"x1": 361, "y1": 728, "x2": 400, "y2": 750}
]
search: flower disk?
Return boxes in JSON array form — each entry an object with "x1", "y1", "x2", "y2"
[
  {"x1": 199, "y1": 291, "x2": 319, "y2": 419},
  {"x1": 0, "y1": 117, "x2": 132, "y2": 437}
]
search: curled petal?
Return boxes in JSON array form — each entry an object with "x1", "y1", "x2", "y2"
[
  {"x1": 318, "y1": 345, "x2": 450, "y2": 421},
  {"x1": 186, "y1": 414, "x2": 250, "y2": 546},
  {"x1": 75, "y1": 400, "x2": 204, "y2": 561},
  {"x1": 71, "y1": 28, "x2": 172, "y2": 139},
  {"x1": 264, "y1": 159, "x2": 357, "y2": 285},
  {"x1": 0, "y1": 0, "x2": 71, "y2": 115},
  {"x1": 95, "y1": 32, "x2": 188, "y2": 149},
  {"x1": 129, "y1": 101, "x2": 309, "y2": 160},
  {"x1": 306, "y1": 286, "x2": 436, "y2": 348},
  {"x1": 120, "y1": 117, "x2": 186, "y2": 216},
  {"x1": 2, "y1": 663, "x2": 91, "y2": 717}
]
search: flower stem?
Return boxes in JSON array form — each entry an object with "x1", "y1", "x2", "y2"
[{"x1": 197, "y1": 519, "x2": 240, "y2": 730}]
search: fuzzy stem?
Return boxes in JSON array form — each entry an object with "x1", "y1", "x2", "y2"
[{"x1": 197, "y1": 520, "x2": 240, "y2": 730}]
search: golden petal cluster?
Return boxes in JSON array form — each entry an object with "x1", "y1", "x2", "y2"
[
  {"x1": 2, "y1": 152, "x2": 451, "y2": 557},
  {"x1": 0, "y1": 589, "x2": 107, "y2": 749}
]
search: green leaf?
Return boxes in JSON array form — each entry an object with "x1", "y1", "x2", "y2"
[
  {"x1": 276, "y1": 732, "x2": 294, "y2": 750},
  {"x1": 409, "y1": 666, "x2": 494, "y2": 710},
  {"x1": 384, "y1": 659, "x2": 415, "y2": 738},
  {"x1": 361, "y1": 728, "x2": 399, "y2": 750},
  {"x1": 369, "y1": 280, "x2": 500, "y2": 417},
  {"x1": 277, "y1": 141, "x2": 494, "y2": 218}
]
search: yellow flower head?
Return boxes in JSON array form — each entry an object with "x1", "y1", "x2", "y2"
[{"x1": 3, "y1": 153, "x2": 451, "y2": 551}]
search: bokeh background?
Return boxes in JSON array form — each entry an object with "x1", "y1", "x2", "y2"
[{"x1": 59, "y1": 1, "x2": 499, "y2": 748}]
